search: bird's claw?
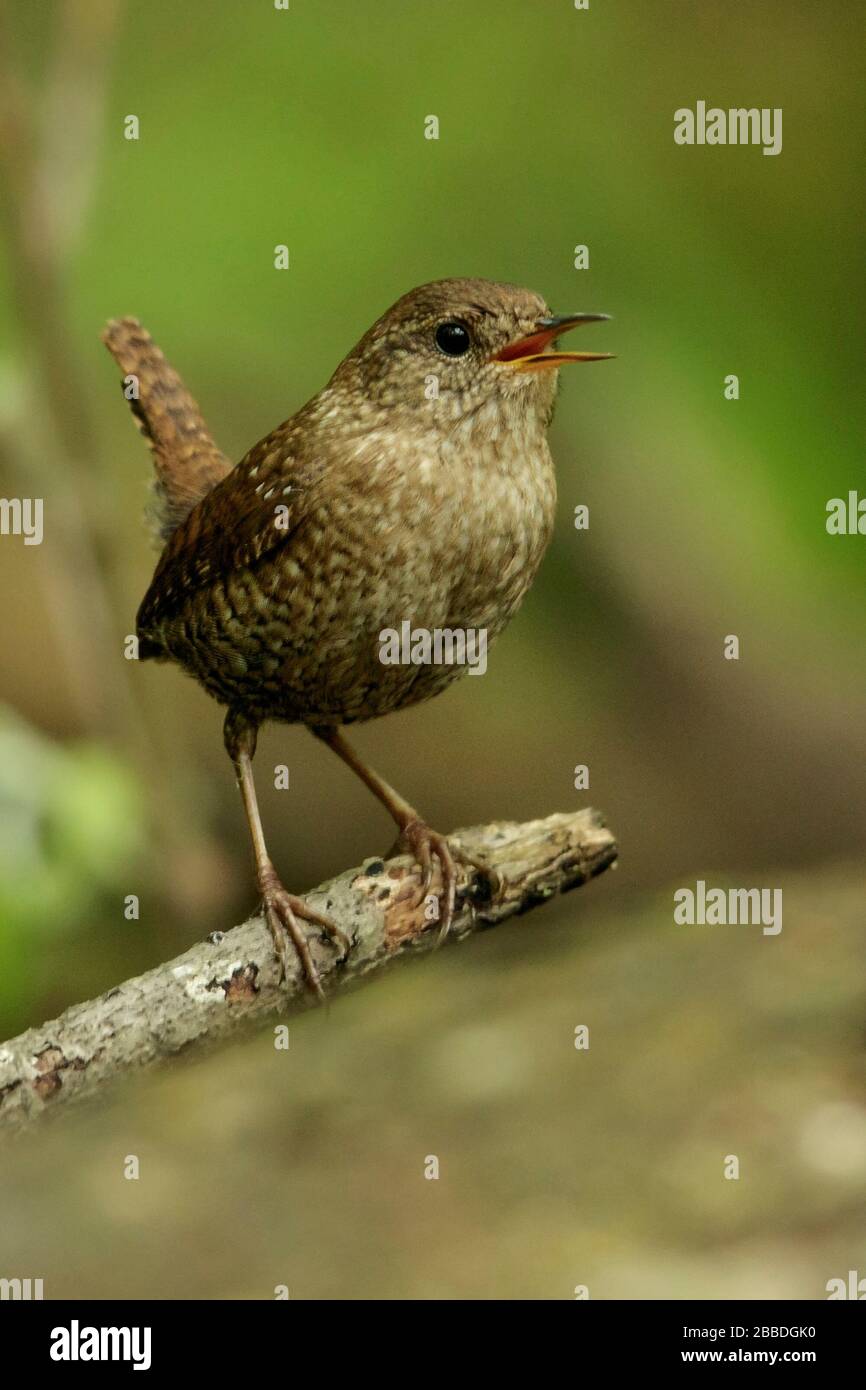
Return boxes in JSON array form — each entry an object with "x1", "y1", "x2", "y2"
[
  {"x1": 259, "y1": 868, "x2": 350, "y2": 1001},
  {"x1": 393, "y1": 818, "x2": 461, "y2": 943},
  {"x1": 392, "y1": 822, "x2": 503, "y2": 938}
]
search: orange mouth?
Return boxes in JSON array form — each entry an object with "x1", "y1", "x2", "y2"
[{"x1": 492, "y1": 313, "x2": 613, "y2": 370}]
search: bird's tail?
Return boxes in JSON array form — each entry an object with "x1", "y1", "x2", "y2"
[{"x1": 101, "y1": 317, "x2": 232, "y2": 545}]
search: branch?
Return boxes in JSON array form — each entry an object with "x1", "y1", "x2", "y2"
[{"x1": 0, "y1": 810, "x2": 616, "y2": 1133}]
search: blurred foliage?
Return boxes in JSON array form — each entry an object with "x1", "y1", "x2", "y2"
[
  {"x1": 0, "y1": 710, "x2": 143, "y2": 1011},
  {"x1": 0, "y1": 0, "x2": 864, "y2": 1299}
]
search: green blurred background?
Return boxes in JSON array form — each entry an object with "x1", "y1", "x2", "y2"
[{"x1": 1, "y1": 0, "x2": 864, "y2": 1299}]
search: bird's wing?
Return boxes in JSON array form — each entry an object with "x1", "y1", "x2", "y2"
[{"x1": 136, "y1": 425, "x2": 325, "y2": 640}]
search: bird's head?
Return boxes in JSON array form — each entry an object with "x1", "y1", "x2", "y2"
[{"x1": 330, "y1": 277, "x2": 612, "y2": 437}]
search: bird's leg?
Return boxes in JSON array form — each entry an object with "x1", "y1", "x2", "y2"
[
  {"x1": 312, "y1": 724, "x2": 486, "y2": 942},
  {"x1": 224, "y1": 711, "x2": 350, "y2": 1000}
]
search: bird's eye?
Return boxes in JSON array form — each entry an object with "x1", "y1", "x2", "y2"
[{"x1": 434, "y1": 321, "x2": 471, "y2": 357}]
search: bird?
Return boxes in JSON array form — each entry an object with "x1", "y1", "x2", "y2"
[{"x1": 104, "y1": 278, "x2": 612, "y2": 998}]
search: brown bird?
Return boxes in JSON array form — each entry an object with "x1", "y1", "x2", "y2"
[{"x1": 104, "y1": 278, "x2": 611, "y2": 997}]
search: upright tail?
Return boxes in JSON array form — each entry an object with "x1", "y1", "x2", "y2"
[{"x1": 102, "y1": 317, "x2": 232, "y2": 544}]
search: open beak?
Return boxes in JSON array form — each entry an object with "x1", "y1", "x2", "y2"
[{"x1": 492, "y1": 313, "x2": 613, "y2": 370}]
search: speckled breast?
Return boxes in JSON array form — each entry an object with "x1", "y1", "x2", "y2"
[{"x1": 142, "y1": 434, "x2": 557, "y2": 728}]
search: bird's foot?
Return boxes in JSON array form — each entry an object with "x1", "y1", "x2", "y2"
[
  {"x1": 390, "y1": 818, "x2": 457, "y2": 942},
  {"x1": 259, "y1": 864, "x2": 351, "y2": 1001},
  {"x1": 389, "y1": 819, "x2": 498, "y2": 943}
]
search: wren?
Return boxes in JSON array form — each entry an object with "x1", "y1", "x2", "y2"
[{"x1": 104, "y1": 279, "x2": 612, "y2": 997}]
